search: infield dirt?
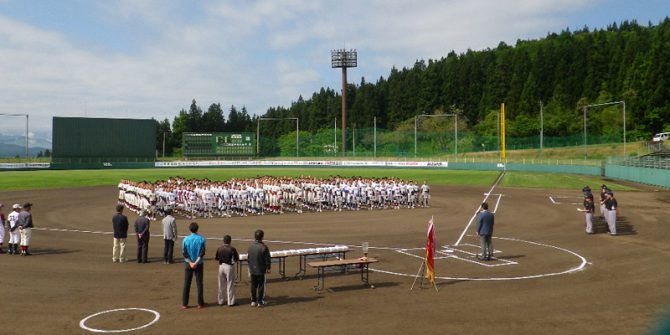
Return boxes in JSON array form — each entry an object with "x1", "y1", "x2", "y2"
[{"x1": 1, "y1": 184, "x2": 669, "y2": 334}]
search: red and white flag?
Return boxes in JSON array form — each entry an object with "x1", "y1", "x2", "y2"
[{"x1": 425, "y1": 216, "x2": 436, "y2": 284}]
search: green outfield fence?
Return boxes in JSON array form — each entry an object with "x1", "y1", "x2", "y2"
[
  {"x1": 261, "y1": 128, "x2": 624, "y2": 158},
  {"x1": 605, "y1": 155, "x2": 670, "y2": 188}
]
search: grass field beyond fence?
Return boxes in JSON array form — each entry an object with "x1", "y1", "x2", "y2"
[{"x1": 0, "y1": 168, "x2": 636, "y2": 192}]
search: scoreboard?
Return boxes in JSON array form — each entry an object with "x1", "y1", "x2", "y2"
[{"x1": 183, "y1": 132, "x2": 255, "y2": 157}]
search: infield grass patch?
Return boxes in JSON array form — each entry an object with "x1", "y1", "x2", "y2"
[{"x1": 501, "y1": 172, "x2": 636, "y2": 191}]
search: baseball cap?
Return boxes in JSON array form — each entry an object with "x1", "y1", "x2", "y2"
[
  {"x1": 23, "y1": 202, "x2": 33, "y2": 208},
  {"x1": 12, "y1": 204, "x2": 21, "y2": 209}
]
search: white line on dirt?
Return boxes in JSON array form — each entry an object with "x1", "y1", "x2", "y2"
[{"x1": 454, "y1": 171, "x2": 506, "y2": 246}]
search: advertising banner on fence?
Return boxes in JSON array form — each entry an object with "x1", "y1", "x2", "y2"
[
  {"x1": 0, "y1": 163, "x2": 51, "y2": 169},
  {"x1": 154, "y1": 160, "x2": 450, "y2": 168}
]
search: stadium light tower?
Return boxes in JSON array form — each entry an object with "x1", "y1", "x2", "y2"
[{"x1": 331, "y1": 49, "x2": 357, "y2": 157}]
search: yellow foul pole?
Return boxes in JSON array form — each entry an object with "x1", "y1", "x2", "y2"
[{"x1": 501, "y1": 103, "x2": 506, "y2": 162}]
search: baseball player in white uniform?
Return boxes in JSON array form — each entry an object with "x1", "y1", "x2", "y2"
[
  {"x1": 7, "y1": 204, "x2": 21, "y2": 255},
  {"x1": 0, "y1": 203, "x2": 5, "y2": 253}
]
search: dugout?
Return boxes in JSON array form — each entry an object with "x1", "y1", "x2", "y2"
[{"x1": 52, "y1": 117, "x2": 156, "y2": 167}]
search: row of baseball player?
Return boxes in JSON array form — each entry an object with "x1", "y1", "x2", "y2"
[
  {"x1": 578, "y1": 185, "x2": 619, "y2": 235},
  {"x1": 118, "y1": 176, "x2": 431, "y2": 219}
]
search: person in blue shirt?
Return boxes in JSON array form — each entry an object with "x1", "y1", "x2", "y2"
[{"x1": 182, "y1": 222, "x2": 206, "y2": 309}]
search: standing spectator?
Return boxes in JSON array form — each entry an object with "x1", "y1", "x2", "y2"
[
  {"x1": 182, "y1": 222, "x2": 206, "y2": 309},
  {"x1": 112, "y1": 204, "x2": 129, "y2": 263},
  {"x1": 162, "y1": 209, "x2": 178, "y2": 264},
  {"x1": 215, "y1": 235, "x2": 239, "y2": 307},
  {"x1": 7, "y1": 204, "x2": 21, "y2": 255},
  {"x1": 604, "y1": 192, "x2": 618, "y2": 235},
  {"x1": 476, "y1": 202, "x2": 494, "y2": 261},
  {"x1": 577, "y1": 196, "x2": 595, "y2": 234},
  {"x1": 420, "y1": 181, "x2": 430, "y2": 208},
  {"x1": 247, "y1": 229, "x2": 271, "y2": 307},
  {"x1": 0, "y1": 203, "x2": 5, "y2": 254},
  {"x1": 134, "y1": 210, "x2": 151, "y2": 263},
  {"x1": 17, "y1": 202, "x2": 34, "y2": 256}
]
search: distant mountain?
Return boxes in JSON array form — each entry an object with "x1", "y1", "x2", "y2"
[
  {"x1": 0, "y1": 143, "x2": 47, "y2": 158},
  {"x1": 0, "y1": 132, "x2": 51, "y2": 158}
]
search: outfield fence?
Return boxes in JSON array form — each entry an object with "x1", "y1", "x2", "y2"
[
  {"x1": 604, "y1": 154, "x2": 670, "y2": 188},
  {"x1": 261, "y1": 128, "x2": 625, "y2": 159}
]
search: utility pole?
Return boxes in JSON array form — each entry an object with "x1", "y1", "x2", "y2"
[{"x1": 539, "y1": 101, "x2": 544, "y2": 154}]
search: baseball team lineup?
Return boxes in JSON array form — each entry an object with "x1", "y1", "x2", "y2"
[{"x1": 116, "y1": 175, "x2": 432, "y2": 220}]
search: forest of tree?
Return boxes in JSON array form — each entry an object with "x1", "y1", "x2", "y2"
[{"x1": 156, "y1": 18, "x2": 670, "y2": 156}]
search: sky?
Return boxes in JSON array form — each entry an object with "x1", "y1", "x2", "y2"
[{"x1": 0, "y1": 0, "x2": 668, "y2": 139}]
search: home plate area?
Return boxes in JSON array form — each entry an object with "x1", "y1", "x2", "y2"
[
  {"x1": 396, "y1": 244, "x2": 518, "y2": 268},
  {"x1": 370, "y1": 236, "x2": 587, "y2": 281}
]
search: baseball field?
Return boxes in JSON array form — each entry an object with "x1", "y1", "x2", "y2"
[{"x1": 1, "y1": 168, "x2": 669, "y2": 335}]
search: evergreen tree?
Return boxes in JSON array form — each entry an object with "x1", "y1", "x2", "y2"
[{"x1": 202, "y1": 103, "x2": 226, "y2": 132}]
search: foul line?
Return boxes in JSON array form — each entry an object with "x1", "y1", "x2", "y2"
[
  {"x1": 549, "y1": 195, "x2": 582, "y2": 205},
  {"x1": 370, "y1": 236, "x2": 588, "y2": 281},
  {"x1": 454, "y1": 170, "x2": 506, "y2": 246},
  {"x1": 33, "y1": 227, "x2": 402, "y2": 251},
  {"x1": 36, "y1": 227, "x2": 588, "y2": 282}
]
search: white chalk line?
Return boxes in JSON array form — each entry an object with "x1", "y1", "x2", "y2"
[
  {"x1": 370, "y1": 235, "x2": 588, "y2": 281},
  {"x1": 548, "y1": 196, "x2": 582, "y2": 205},
  {"x1": 399, "y1": 244, "x2": 517, "y2": 268},
  {"x1": 35, "y1": 227, "x2": 588, "y2": 281},
  {"x1": 493, "y1": 194, "x2": 503, "y2": 214},
  {"x1": 79, "y1": 307, "x2": 160, "y2": 333},
  {"x1": 454, "y1": 170, "x2": 506, "y2": 246},
  {"x1": 33, "y1": 227, "x2": 403, "y2": 252}
]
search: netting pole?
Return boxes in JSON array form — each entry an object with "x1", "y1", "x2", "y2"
[
  {"x1": 455, "y1": 113, "x2": 458, "y2": 159},
  {"x1": 583, "y1": 106, "x2": 587, "y2": 160},
  {"x1": 26, "y1": 114, "x2": 29, "y2": 160},
  {"x1": 539, "y1": 101, "x2": 544, "y2": 155},
  {"x1": 334, "y1": 118, "x2": 337, "y2": 156},
  {"x1": 414, "y1": 116, "x2": 417, "y2": 158},
  {"x1": 256, "y1": 118, "x2": 260, "y2": 155},
  {"x1": 352, "y1": 124, "x2": 356, "y2": 157},
  {"x1": 623, "y1": 100, "x2": 626, "y2": 158},
  {"x1": 373, "y1": 116, "x2": 377, "y2": 159}
]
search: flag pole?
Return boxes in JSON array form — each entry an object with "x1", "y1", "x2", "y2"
[
  {"x1": 411, "y1": 216, "x2": 439, "y2": 292},
  {"x1": 427, "y1": 216, "x2": 439, "y2": 292},
  {"x1": 410, "y1": 258, "x2": 426, "y2": 290}
]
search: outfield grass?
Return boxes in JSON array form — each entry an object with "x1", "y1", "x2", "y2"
[
  {"x1": 0, "y1": 167, "x2": 635, "y2": 191},
  {"x1": 501, "y1": 172, "x2": 636, "y2": 191}
]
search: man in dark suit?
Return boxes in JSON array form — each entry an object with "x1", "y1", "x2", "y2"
[
  {"x1": 247, "y1": 229, "x2": 271, "y2": 307},
  {"x1": 112, "y1": 204, "x2": 129, "y2": 263},
  {"x1": 134, "y1": 210, "x2": 150, "y2": 263},
  {"x1": 476, "y1": 202, "x2": 494, "y2": 261}
]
